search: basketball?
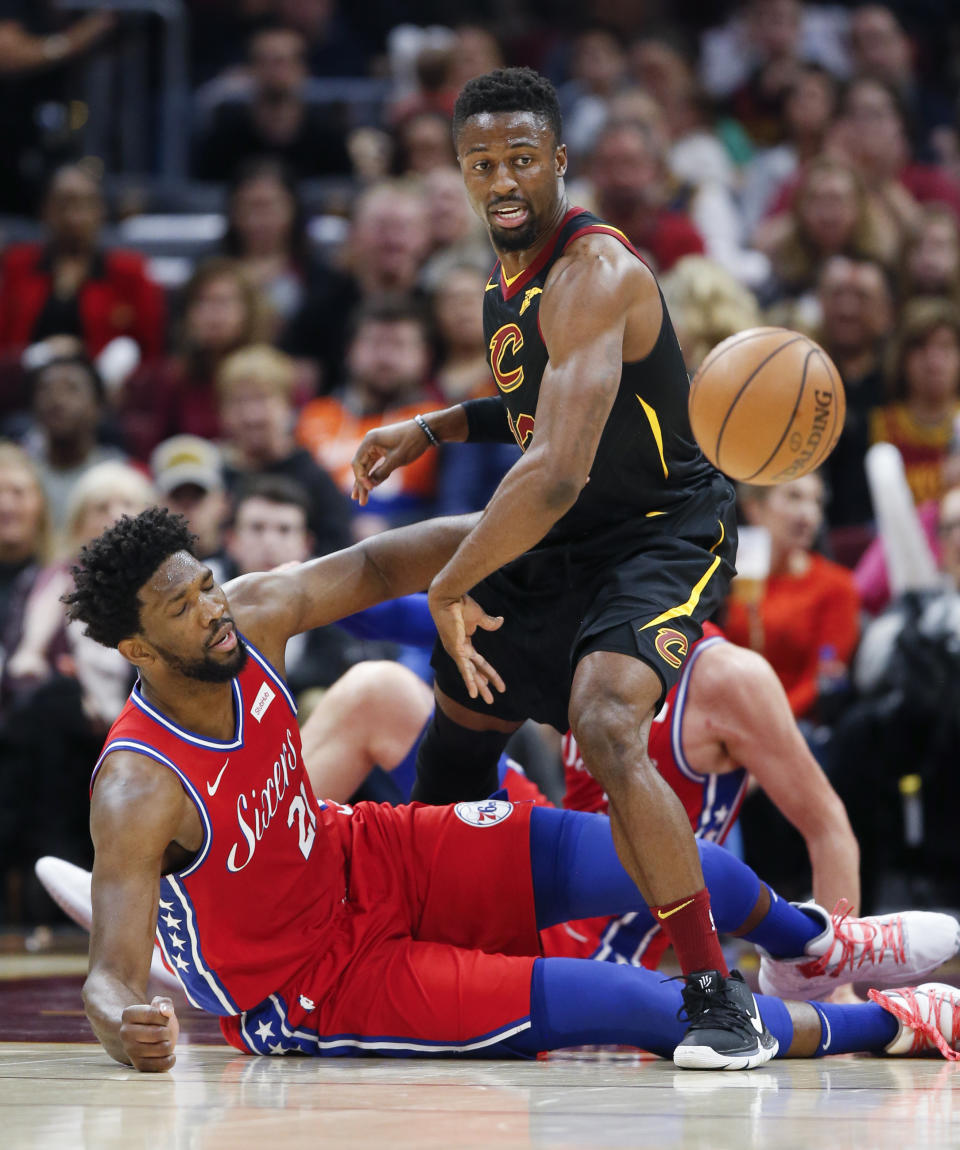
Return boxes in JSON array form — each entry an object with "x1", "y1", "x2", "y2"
[{"x1": 688, "y1": 327, "x2": 846, "y2": 485}]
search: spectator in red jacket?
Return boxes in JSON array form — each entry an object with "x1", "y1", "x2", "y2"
[
  {"x1": 0, "y1": 164, "x2": 166, "y2": 363},
  {"x1": 724, "y1": 472, "x2": 861, "y2": 721}
]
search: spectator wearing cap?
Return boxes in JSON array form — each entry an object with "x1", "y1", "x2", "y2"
[
  {"x1": 216, "y1": 344, "x2": 351, "y2": 557},
  {"x1": 0, "y1": 164, "x2": 166, "y2": 365},
  {"x1": 19, "y1": 353, "x2": 127, "y2": 537},
  {"x1": 150, "y1": 435, "x2": 230, "y2": 583}
]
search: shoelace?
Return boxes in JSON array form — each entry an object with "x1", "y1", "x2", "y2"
[
  {"x1": 676, "y1": 981, "x2": 754, "y2": 1037},
  {"x1": 868, "y1": 986, "x2": 960, "y2": 1062},
  {"x1": 800, "y1": 900, "x2": 905, "y2": 979}
]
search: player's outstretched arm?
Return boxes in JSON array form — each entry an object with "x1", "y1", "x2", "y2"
[
  {"x1": 226, "y1": 512, "x2": 491, "y2": 643},
  {"x1": 83, "y1": 756, "x2": 188, "y2": 1071},
  {"x1": 694, "y1": 644, "x2": 861, "y2": 912},
  {"x1": 351, "y1": 405, "x2": 470, "y2": 505}
]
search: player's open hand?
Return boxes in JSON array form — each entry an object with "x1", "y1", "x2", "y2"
[
  {"x1": 428, "y1": 586, "x2": 505, "y2": 704},
  {"x1": 351, "y1": 419, "x2": 433, "y2": 506},
  {"x1": 119, "y1": 995, "x2": 180, "y2": 1072}
]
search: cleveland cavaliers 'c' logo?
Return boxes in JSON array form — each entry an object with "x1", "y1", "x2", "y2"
[
  {"x1": 654, "y1": 627, "x2": 688, "y2": 669},
  {"x1": 489, "y1": 323, "x2": 524, "y2": 392}
]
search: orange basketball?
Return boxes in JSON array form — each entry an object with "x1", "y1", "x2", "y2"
[{"x1": 688, "y1": 327, "x2": 846, "y2": 485}]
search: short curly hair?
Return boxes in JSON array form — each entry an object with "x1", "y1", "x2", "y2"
[
  {"x1": 63, "y1": 506, "x2": 197, "y2": 648},
  {"x1": 453, "y1": 67, "x2": 562, "y2": 145}
]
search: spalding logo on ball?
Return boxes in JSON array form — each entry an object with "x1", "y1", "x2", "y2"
[{"x1": 688, "y1": 327, "x2": 846, "y2": 485}]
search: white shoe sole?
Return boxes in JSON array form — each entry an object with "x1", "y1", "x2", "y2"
[{"x1": 673, "y1": 1037, "x2": 779, "y2": 1071}]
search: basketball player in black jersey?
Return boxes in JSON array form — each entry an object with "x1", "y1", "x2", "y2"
[{"x1": 351, "y1": 68, "x2": 767, "y2": 1068}]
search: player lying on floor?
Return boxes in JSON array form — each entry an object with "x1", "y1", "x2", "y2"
[
  {"x1": 59, "y1": 509, "x2": 960, "y2": 1073},
  {"x1": 36, "y1": 640, "x2": 927, "y2": 1006}
]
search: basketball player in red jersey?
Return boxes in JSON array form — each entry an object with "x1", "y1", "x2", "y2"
[
  {"x1": 351, "y1": 68, "x2": 750, "y2": 1061},
  {"x1": 66, "y1": 509, "x2": 960, "y2": 1071}
]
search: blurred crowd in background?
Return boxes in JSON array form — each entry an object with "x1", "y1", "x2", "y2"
[{"x1": 1, "y1": 0, "x2": 960, "y2": 933}]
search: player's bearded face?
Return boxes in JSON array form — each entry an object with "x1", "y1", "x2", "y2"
[
  {"x1": 155, "y1": 631, "x2": 248, "y2": 683},
  {"x1": 457, "y1": 112, "x2": 566, "y2": 254},
  {"x1": 487, "y1": 194, "x2": 541, "y2": 251}
]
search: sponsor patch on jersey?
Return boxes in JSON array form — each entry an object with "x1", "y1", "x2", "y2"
[
  {"x1": 250, "y1": 682, "x2": 275, "y2": 723},
  {"x1": 454, "y1": 799, "x2": 514, "y2": 827},
  {"x1": 298, "y1": 994, "x2": 316, "y2": 1012}
]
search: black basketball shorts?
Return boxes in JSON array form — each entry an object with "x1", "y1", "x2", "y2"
[{"x1": 430, "y1": 475, "x2": 738, "y2": 732}]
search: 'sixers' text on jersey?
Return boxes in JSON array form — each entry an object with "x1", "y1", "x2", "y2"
[{"x1": 483, "y1": 207, "x2": 716, "y2": 544}]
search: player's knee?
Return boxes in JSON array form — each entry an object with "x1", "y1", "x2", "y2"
[
  {"x1": 568, "y1": 689, "x2": 651, "y2": 789},
  {"x1": 331, "y1": 661, "x2": 427, "y2": 718}
]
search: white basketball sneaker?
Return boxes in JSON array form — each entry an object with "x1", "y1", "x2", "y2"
[
  {"x1": 869, "y1": 984, "x2": 960, "y2": 1060},
  {"x1": 758, "y1": 900, "x2": 960, "y2": 1000},
  {"x1": 35, "y1": 856, "x2": 181, "y2": 992}
]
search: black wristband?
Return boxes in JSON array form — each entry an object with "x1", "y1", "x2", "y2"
[
  {"x1": 462, "y1": 396, "x2": 514, "y2": 444},
  {"x1": 413, "y1": 412, "x2": 440, "y2": 447}
]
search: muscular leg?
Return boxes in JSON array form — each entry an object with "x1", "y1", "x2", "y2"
[
  {"x1": 515, "y1": 812, "x2": 898, "y2": 1059},
  {"x1": 497, "y1": 959, "x2": 897, "y2": 1060},
  {"x1": 569, "y1": 652, "x2": 727, "y2": 975},
  {"x1": 411, "y1": 687, "x2": 521, "y2": 804},
  {"x1": 530, "y1": 809, "x2": 823, "y2": 957}
]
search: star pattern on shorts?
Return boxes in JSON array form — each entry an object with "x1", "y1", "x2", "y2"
[
  {"x1": 255, "y1": 1020, "x2": 274, "y2": 1042},
  {"x1": 158, "y1": 899, "x2": 173, "y2": 911},
  {"x1": 268, "y1": 1042, "x2": 287, "y2": 1055},
  {"x1": 169, "y1": 934, "x2": 185, "y2": 951},
  {"x1": 162, "y1": 912, "x2": 181, "y2": 929},
  {"x1": 172, "y1": 953, "x2": 190, "y2": 971}
]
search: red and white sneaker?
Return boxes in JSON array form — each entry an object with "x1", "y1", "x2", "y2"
[
  {"x1": 869, "y1": 984, "x2": 960, "y2": 1060},
  {"x1": 758, "y1": 900, "x2": 960, "y2": 1000}
]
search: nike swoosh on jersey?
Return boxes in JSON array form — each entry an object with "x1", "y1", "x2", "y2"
[
  {"x1": 656, "y1": 897, "x2": 696, "y2": 921},
  {"x1": 207, "y1": 759, "x2": 230, "y2": 796}
]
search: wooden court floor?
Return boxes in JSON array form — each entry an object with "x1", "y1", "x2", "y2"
[{"x1": 1, "y1": 937, "x2": 958, "y2": 1150}]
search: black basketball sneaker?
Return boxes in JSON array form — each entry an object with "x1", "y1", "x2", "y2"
[{"x1": 673, "y1": 969, "x2": 779, "y2": 1070}]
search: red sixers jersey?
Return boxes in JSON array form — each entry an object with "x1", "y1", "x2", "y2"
[
  {"x1": 91, "y1": 637, "x2": 351, "y2": 1016},
  {"x1": 562, "y1": 623, "x2": 747, "y2": 843}
]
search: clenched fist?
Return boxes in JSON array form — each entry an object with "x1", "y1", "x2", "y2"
[{"x1": 120, "y1": 995, "x2": 180, "y2": 1072}]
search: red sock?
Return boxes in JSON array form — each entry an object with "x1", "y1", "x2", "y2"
[{"x1": 651, "y1": 888, "x2": 728, "y2": 977}]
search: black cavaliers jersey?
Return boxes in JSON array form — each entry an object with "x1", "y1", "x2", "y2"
[{"x1": 483, "y1": 207, "x2": 716, "y2": 545}]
